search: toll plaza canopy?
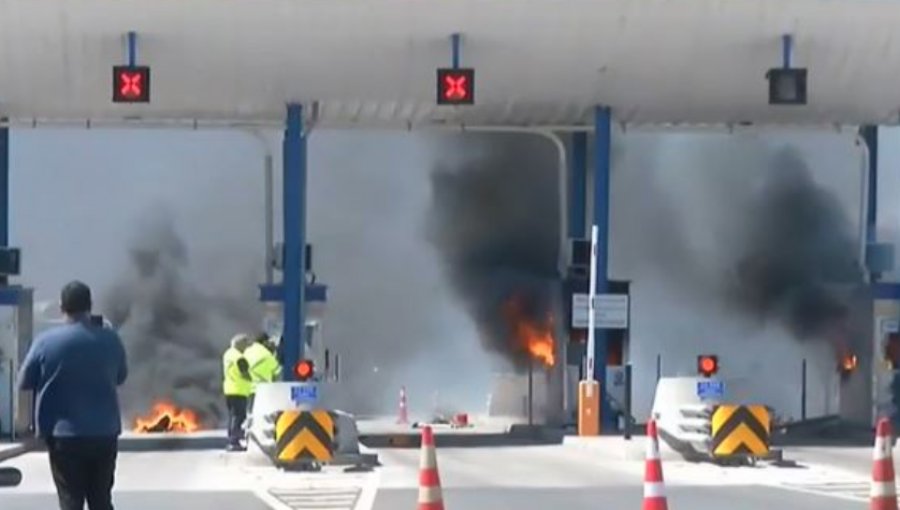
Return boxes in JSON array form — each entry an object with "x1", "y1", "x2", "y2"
[{"x1": 1, "y1": 0, "x2": 900, "y2": 127}]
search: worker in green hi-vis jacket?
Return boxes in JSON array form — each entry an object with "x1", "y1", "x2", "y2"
[
  {"x1": 222, "y1": 334, "x2": 252, "y2": 452},
  {"x1": 244, "y1": 332, "x2": 283, "y2": 412}
]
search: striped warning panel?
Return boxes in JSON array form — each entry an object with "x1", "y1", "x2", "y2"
[
  {"x1": 269, "y1": 487, "x2": 361, "y2": 509},
  {"x1": 710, "y1": 404, "x2": 770, "y2": 457},
  {"x1": 275, "y1": 410, "x2": 336, "y2": 463}
]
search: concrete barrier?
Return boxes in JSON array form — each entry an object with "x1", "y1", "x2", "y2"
[{"x1": 0, "y1": 443, "x2": 28, "y2": 463}]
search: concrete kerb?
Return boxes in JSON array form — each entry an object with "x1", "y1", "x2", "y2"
[{"x1": 118, "y1": 430, "x2": 228, "y2": 452}]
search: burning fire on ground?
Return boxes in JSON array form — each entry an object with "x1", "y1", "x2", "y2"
[
  {"x1": 503, "y1": 296, "x2": 556, "y2": 367},
  {"x1": 133, "y1": 400, "x2": 202, "y2": 433}
]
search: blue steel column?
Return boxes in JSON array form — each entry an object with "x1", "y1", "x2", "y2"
[
  {"x1": 861, "y1": 125, "x2": 878, "y2": 281},
  {"x1": 861, "y1": 126, "x2": 878, "y2": 241},
  {"x1": 592, "y1": 106, "x2": 613, "y2": 429},
  {"x1": 569, "y1": 132, "x2": 587, "y2": 239},
  {"x1": 282, "y1": 104, "x2": 307, "y2": 379},
  {"x1": 0, "y1": 127, "x2": 7, "y2": 249}
]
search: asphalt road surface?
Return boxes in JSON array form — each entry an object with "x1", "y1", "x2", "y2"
[
  {"x1": 373, "y1": 445, "x2": 868, "y2": 510},
  {"x1": 0, "y1": 491, "x2": 271, "y2": 510},
  {"x1": 0, "y1": 438, "x2": 877, "y2": 510},
  {"x1": 374, "y1": 487, "x2": 863, "y2": 510}
]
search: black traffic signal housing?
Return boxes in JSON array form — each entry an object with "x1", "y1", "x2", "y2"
[
  {"x1": 766, "y1": 67, "x2": 807, "y2": 105},
  {"x1": 697, "y1": 355, "x2": 719, "y2": 378}
]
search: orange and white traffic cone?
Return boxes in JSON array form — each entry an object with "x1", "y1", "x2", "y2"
[
  {"x1": 398, "y1": 386, "x2": 409, "y2": 425},
  {"x1": 643, "y1": 419, "x2": 668, "y2": 510},
  {"x1": 871, "y1": 417, "x2": 898, "y2": 510},
  {"x1": 417, "y1": 425, "x2": 444, "y2": 510}
]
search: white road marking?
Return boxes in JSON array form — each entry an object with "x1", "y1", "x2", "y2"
[
  {"x1": 353, "y1": 470, "x2": 380, "y2": 510},
  {"x1": 268, "y1": 487, "x2": 361, "y2": 509},
  {"x1": 254, "y1": 489, "x2": 295, "y2": 510}
]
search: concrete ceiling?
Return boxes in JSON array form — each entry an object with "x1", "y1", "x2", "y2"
[{"x1": 1, "y1": 0, "x2": 900, "y2": 128}]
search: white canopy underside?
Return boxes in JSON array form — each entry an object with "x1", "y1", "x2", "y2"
[{"x1": 2, "y1": 0, "x2": 900, "y2": 128}]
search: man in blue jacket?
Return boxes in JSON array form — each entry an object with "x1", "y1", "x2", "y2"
[{"x1": 18, "y1": 281, "x2": 128, "y2": 510}]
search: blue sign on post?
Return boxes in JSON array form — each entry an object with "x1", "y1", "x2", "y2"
[
  {"x1": 290, "y1": 385, "x2": 319, "y2": 406},
  {"x1": 697, "y1": 380, "x2": 725, "y2": 400}
]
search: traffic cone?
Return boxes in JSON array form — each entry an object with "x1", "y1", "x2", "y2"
[
  {"x1": 870, "y1": 417, "x2": 898, "y2": 510},
  {"x1": 643, "y1": 419, "x2": 668, "y2": 510},
  {"x1": 417, "y1": 425, "x2": 444, "y2": 510},
  {"x1": 398, "y1": 386, "x2": 409, "y2": 425}
]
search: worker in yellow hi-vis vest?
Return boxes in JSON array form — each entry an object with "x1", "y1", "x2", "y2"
[
  {"x1": 222, "y1": 334, "x2": 252, "y2": 452},
  {"x1": 244, "y1": 332, "x2": 283, "y2": 412}
]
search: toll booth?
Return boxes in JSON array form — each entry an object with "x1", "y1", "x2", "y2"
[
  {"x1": 563, "y1": 236, "x2": 631, "y2": 429},
  {"x1": 0, "y1": 286, "x2": 33, "y2": 440},
  {"x1": 873, "y1": 284, "x2": 900, "y2": 425}
]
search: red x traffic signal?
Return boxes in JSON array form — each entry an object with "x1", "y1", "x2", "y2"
[
  {"x1": 113, "y1": 66, "x2": 151, "y2": 103},
  {"x1": 437, "y1": 68, "x2": 475, "y2": 105}
]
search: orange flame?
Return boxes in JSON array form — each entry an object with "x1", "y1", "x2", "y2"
[
  {"x1": 133, "y1": 400, "x2": 201, "y2": 433},
  {"x1": 840, "y1": 353, "x2": 858, "y2": 373},
  {"x1": 503, "y1": 297, "x2": 556, "y2": 367}
]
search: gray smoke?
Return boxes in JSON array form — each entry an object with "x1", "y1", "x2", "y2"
[
  {"x1": 613, "y1": 134, "x2": 867, "y2": 354},
  {"x1": 730, "y1": 149, "x2": 865, "y2": 341},
  {"x1": 425, "y1": 134, "x2": 560, "y2": 369},
  {"x1": 102, "y1": 205, "x2": 262, "y2": 428},
  {"x1": 426, "y1": 131, "x2": 866, "y2": 369}
]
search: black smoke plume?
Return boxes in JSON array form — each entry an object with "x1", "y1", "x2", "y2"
[
  {"x1": 102, "y1": 206, "x2": 262, "y2": 427},
  {"x1": 425, "y1": 134, "x2": 560, "y2": 369},
  {"x1": 730, "y1": 149, "x2": 865, "y2": 342}
]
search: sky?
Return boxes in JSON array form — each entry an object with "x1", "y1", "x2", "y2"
[{"x1": 4, "y1": 125, "x2": 900, "y2": 422}]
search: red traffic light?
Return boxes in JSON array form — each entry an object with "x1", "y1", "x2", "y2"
[
  {"x1": 294, "y1": 359, "x2": 314, "y2": 381},
  {"x1": 697, "y1": 355, "x2": 718, "y2": 377},
  {"x1": 113, "y1": 65, "x2": 151, "y2": 103},
  {"x1": 436, "y1": 68, "x2": 475, "y2": 105}
]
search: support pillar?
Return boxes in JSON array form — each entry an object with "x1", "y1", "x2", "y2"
[
  {"x1": 0, "y1": 127, "x2": 8, "y2": 250},
  {"x1": 861, "y1": 126, "x2": 893, "y2": 427},
  {"x1": 282, "y1": 104, "x2": 307, "y2": 380},
  {"x1": 569, "y1": 132, "x2": 587, "y2": 240},
  {"x1": 861, "y1": 125, "x2": 877, "y2": 248},
  {"x1": 860, "y1": 126, "x2": 883, "y2": 282},
  {"x1": 592, "y1": 106, "x2": 614, "y2": 430}
]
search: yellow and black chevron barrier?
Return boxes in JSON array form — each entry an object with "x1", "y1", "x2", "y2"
[
  {"x1": 274, "y1": 410, "x2": 336, "y2": 464},
  {"x1": 710, "y1": 404, "x2": 770, "y2": 458}
]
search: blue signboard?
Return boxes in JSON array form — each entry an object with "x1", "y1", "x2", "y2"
[
  {"x1": 696, "y1": 380, "x2": 725, "y2": 400},
  {"x1": 290, "y1": 384, "x2": 319, "y2": 406}
]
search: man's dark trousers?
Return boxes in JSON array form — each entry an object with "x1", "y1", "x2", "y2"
[
  {"x1": 46, "y1": 436, "x2": 118, "y2": 510},
  {"x1": 226, "y1": 395, "x2": 249, "y2": 445}
]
